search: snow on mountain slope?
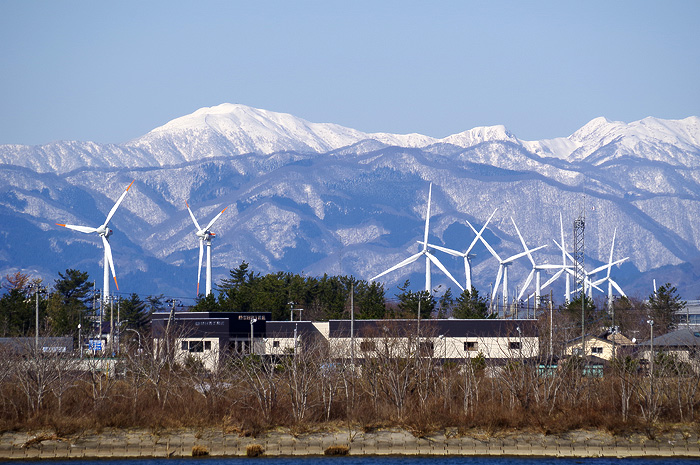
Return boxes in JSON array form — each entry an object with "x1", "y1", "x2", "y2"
[
  {"x1": 522, "y1": 116, "x2": 700, "y2": 166},
  {"x1": 3, "y1": 105, "x2": 700, "y2": 300}
]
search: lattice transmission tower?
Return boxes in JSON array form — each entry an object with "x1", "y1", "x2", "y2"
[{"x1": 573, "y1": 198, "x2": 586, "y2": 354}]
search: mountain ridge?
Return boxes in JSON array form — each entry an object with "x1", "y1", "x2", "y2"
[{"x1": 1, "y1": 105, "x2": 700, "y2": 302}]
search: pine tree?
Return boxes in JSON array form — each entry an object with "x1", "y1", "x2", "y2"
[
  {"x1": 453, "y1": 287, "x2": 491, "y2": 319},
  {"x1": 648, "y1": 283, "x2": 686, "y2": 335}
]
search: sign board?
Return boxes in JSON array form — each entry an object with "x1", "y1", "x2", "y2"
[{"x1": 89, "y1": 339, "x2": 103, "y2": 351}]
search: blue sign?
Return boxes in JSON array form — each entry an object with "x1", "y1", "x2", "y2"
[{"x1": 89, "y1": 339, "x2": 103, "y2": 351}]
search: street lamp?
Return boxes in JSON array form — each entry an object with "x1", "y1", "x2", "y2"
[
  {"x1": 647, "y1": 318, "x2": 655, "y2": 376},
  {"x1": 250, "y1": 318, "x2": 257, "y2": 355},
  {"x1": 78, "y1": 324, "x2": 82, "y2": 358}
]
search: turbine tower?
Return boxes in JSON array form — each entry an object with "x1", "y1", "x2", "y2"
[
  {"x1": 57, "y1": 180, "x2": 134, "y2": 304},
  {"x1": 370, "y1": 183, "x2": 464, "y2": 293},
  {"x1": 511, "y1": 219, "x2": 561, "y2": 311},
  {"x1": 475, "y1": 219, "x2": 546, "y2": 313},
  {"x1": 590, "y1": 228, "x2": 629, "y2": 311},
  {"x1": 187, "y1": 202, "x2": 228, "y2": 297},
  {"x1": 420, "y1": 209, "x2": 497, "y2": 291}
]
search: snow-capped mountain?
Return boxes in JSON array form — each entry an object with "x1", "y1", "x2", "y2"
[{"x1": 1, "y1": 104, "x2": 699, "y2": 302}]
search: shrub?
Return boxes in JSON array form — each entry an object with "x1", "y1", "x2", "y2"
[
  {"x1": 324, "y1": 445, "x2": 350, "y2": 456},
  {"x1": 246, "y1": 443, "x2": 264, "y2": 457},
  {"x1": 191, "y1": 445, "x2": 209, "y2": 457}
]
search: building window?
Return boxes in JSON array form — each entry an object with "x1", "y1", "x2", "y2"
[
  {"x1": 591, "y1": 347, "x2": 603, "y2": 354},
  {"x1": 509, "y1": 341, "x2": 521, "y2": 350},
  {"x1": 419, "y1": 341, "x2": 434, "y2": 357},
  {"x1": 181, "y1": 341, "x2": 188, "y2": 350},
  {"x1": 189, "y1": 341, "x2": 204, "y2": 353},
  {"x1": 204, "y1": 341, "x2": 211, "y2": 351},
  {"x1": 360, "y1": 341, "x2": 376, "y2": 352},
  {"x1": 273, "y1": 340, "x2": 280, "y2": 348},
  {"x1": 464, "y1": 341, "x2": 478, "y2": 351}
]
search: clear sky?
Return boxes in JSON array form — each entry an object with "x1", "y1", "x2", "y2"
[{"x1": 1, "y1": 0, "x2": 698, "y2": 146}]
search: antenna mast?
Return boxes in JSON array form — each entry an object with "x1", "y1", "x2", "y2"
[{"x1": 573, "y1": 194, "x2": 586, "y2": 355}]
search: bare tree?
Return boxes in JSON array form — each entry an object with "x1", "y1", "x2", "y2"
[{"x1": 13, "y1": 342, "x2": 62, "y2": 414}]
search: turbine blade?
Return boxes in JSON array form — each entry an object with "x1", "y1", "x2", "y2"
[
  {"x1": 187, "y1": 201, "x2": 202, "y2": 231},
  {"x1": 466, "y1": 209, "x2": 498, "y2": 253},
  {"x1": 607, "y1": 228, "x2": 617, "y2": 278},
  {"x1": 104, "y1": 179, "x2": 134, "y2": 226},
  {"x1": 559, "y1": 212, "x2": 566, "y2": 263},
  {"x1": 205, "y1": 206, "x2": 228, "y2": 231},
  {"x1": 492, "y1": 265, "x2": 504, "y2": 302},
  {"x1": 468, "y1": 220, "x2": 501, "y2": 261},
  {"x1": 370, "y1": 252, "x2": 423, "y2": 282},
  {"x1": 197, "y1": 239, "x2": 204, "y2": 295},
  {"x1": 57, "y1": 223, "x2": 98, "y2": 234},
  {"x1": 511, "y1": 217, "x2": 535, "y2": 266},
  {"x1": 610, "y1": 279, "x2": 627, "y2": 297},
  {"x1": 540, "y1": 269, "x2": 564, "y2": 290},
  {"x1": 505, "y1": 244, "x2": 547, "y2": 263},
  {"x1": 518, "y1": 269, "x2": 535, "y2": 300},
  {"x1": 101, "y1": 235, "x2": 118, "y2": 291},
  {"x1": 422, "y1": 183, "x2": 432, "y2": 250},
  {"x1": 426, "y1": 252, "x2": 464, "y2": 292},
  {"x1": 589, "y1": 257, "x2": 629, "y2": 276},
  {"x1": 554, "y1": 239, "x2": 576, "y2": 264},
  {"x1": 419, "y1": 241, "x2": 463, "y2": 257}
]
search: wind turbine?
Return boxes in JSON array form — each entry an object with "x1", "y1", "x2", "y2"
[
  {"x1": 187, "y1": 202, "x2": 228, "y2": 297},
  {"x1": 538, "y1": 213, "x2": 574, "y2": 303},
  {"x1": 511, "y1": 218, "x2": 562, "y2": 310},
  {"x1": 56, "y1": 180, "x2": 134, "y2": 304},
  {"x1": 551, "y1": 239, "x2": 626, "y2": 300},
  {"x1": 590, "y1": 228, "x2": 629, "y2": 311},
  {"x1": 474, "y1": 219, "x2": 546, "y2": 312},
  {"x1": 419, "y1": 209, "x2": 498, "y2": 292},
  {"x1": 370, "y1": 183, "x2": 464, "y2": 293}
]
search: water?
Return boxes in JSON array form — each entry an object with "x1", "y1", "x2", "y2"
[{"x1": 1, "y1": 458, "x2": 696, "y2": 465}]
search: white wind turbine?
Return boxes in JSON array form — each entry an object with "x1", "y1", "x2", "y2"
[
  {"x1": 419, "y1": 209, "x2": 498, "y2": 292},
  {"x1": 551, "y1": 239, "x2": 626, "y2": 300},
  {"x1": 56, "y1": 180, "x2": 134, "y2": 304},
  {"x1": 370, "y1": 183, "x2": 464, "y2": 293},
  {"x1": 475, "y1": 219, "x2": 547, "y2": 311},
  {"x1": 534, "y1": 213, "x2": 574, "y2": 303},
  {"x1": 187, "y1": 202, "x2": 228, "y2": 297},
  {"x1": 590, "y1": 228, "x2": 629, "y2": 310},
  {"x1": 511, "y1": 219, "x2": 562, "y2": 309}
]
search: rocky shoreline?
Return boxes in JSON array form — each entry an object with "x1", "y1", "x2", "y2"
[{"x1": 1, "y1": 427, "x2": 700, "y2": 460}]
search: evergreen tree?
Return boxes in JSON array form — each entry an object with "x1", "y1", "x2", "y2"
[
  {"x1": 119, "y1": 293, "x2": 150, "y2": 332},
  {"x1": 436, "y1": 288, "x2": 454, "y2": 319},
  {"x1": 191, "y1": 293, "x2": 220, "y2": 312},
  {"x1": 48, "y1": 269, "x2": 91, "y2": 337},
  {"x1": 564, "y1": 294, "x2": 599, "y2": 334},
  {"x1": 0, "y1": 287, "x2": 35, "y2": 337},
  {"x1": 395, "y1": 280, "x2": 435, "y2": 319},
  {"x1": 354, "y1": 279, "x2": 387, "y2": 319},
  {"x1": 453, "y1": 287, "x2": 491, "y2": 319},
  {"x1": 648, "y1": 283, "x2": 686, "y2": 335}
]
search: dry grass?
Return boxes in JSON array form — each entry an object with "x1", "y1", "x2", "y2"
[
  {"x1": 191, "y1": 445, "x2": 209, "y2": 457},
  {"x1": 324, "y1": 445, "x2": 349, "y2": 456},
  {"x1": 246, "y1": 443, "x2": 264, "y2": 457}
]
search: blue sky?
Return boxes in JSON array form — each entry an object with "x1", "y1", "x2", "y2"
[{"x1": 1, "y1": 0, "x2": 698, "y2": 146}]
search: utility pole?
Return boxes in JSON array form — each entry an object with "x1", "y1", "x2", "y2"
[
  {"x1": 29, "y1": 283, "x2": 45, "y2": 351},
  {"x1": 350, "y1": 281, "x2": 355, "y2": 367}
]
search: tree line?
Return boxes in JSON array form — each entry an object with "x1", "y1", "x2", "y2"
[{"x1": 0, "y1": 260, "x2": 687, "y2": 342}]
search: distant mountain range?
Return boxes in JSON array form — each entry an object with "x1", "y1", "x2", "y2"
[{"x1": 1, "y1": 104, "x2": 700, "y2": 303}]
